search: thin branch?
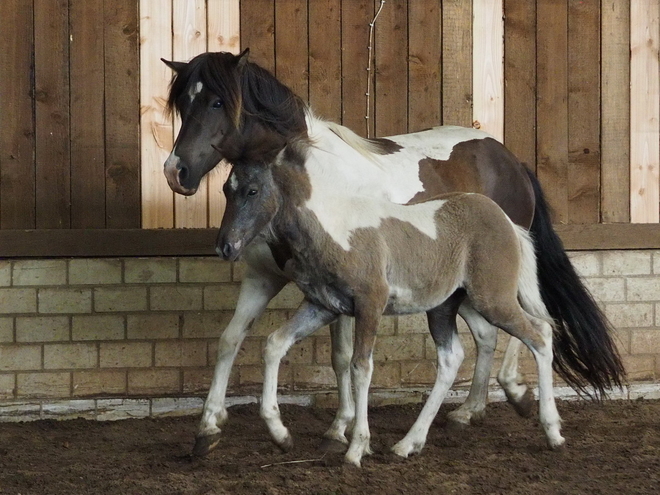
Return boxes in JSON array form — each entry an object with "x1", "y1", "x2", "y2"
[
  {"x1": 260, "y1": 454, "x2": 326, "y2": 469},
  {"x1": 366, "y1": 0, "x2": 386, "y2": 138}
]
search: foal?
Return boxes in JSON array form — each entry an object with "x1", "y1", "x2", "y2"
[{"x1": 218, "y1": 135, "x2": 564, "y2": 467}]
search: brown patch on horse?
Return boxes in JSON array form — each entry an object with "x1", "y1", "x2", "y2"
[
  {"x1": 410, "y1": 138, "x2": 535, "y2": 229},
  {"x1": 368, "y1": 138, "x2": 404, "y2": 155}
]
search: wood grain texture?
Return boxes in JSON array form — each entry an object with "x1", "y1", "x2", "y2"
[
  {"x1": 601, "y1": 0, "x2": 630, "y2": 223},
  {"x1": 536, "y1": 0, "x2": 568, "y2": 223},
  {"x1": 630, "y1": 0, "x2": 660, "y2": 223},
  {"x1": 173, "y1": 0, "x2": 208, "y2": 228},
  {"x1": 374, "y1": 0, "x2": 408, "y2": 137},
  {"x1": 34, "y1": 0, "x2": 71, "y2": 229},
  {"x1": 408, "y1": 0, "x2": 441, "y2": 132},
  {"x1": 309, "y1": 0, "x2": 342, "y2": 122},
  {"x1": 275, "y1": 0, "x2": 309, "y2": 102},
  {"x1": 341, "y1": 0, "x2": 374, "y2": 136},
  {"x1": 0, "y1": 0, "x2": 36, "y2": 229},
  {"x1": 139, "y1": 0, "x2": 174, "y2": 228},
  {"x1": 503, "y1": 0, "x2": 536, "y2": 169},
  {"x1": 442, "y1": 0, "x2": 472, "y2": 126},
  {"x1": 472, "y1": 0, "x2": 503, "y2": 141},
  {"x1": 240, "y1": 0, "x2": 275, "y2": 72},
  {"x1": 105, "y1": 0, "x2": 141, "y2": 228},
  {"x1": 567, "y1": 0, "x2": 600, "y2": 224},
  {"x1": 207, "y1": 0, "x2": 239, "y2": 228},
  {"x1": 70, "y1": 0, "x2": 106, "y2": 229}
]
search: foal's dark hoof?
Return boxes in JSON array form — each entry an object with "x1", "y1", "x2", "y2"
[
  {"x1": 507, "y1": 388, "x2": 535, "y2": 418},
  {"x1": 192, "y1": 433, "x2": 222, "y2": 457},
  {"x1": 319, "y1": 437, "x2": 348, "y2": 453}
]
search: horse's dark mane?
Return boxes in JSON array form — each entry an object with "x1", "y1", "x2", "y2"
[{"x1": 166, "y1": 51, "x2": 308, "y2": 139}]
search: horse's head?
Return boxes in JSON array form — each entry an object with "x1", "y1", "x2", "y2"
[
  {"x1": 162, "y1": 50, "x2": 248, "y2": 195},
  {"x1": 216, "y1": 126, "x2": 288, "y2": 261},
  {"x1": 163, "y1": 49, "x2": 308, "y2": 196}
]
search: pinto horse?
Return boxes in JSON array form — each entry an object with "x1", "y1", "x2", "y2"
[
  {"x1": 162, "y1": 50, "x2": 624, "y2": 456},
  {"x1": 216, "y1": 127, "x2": 565, "y2": 466}
]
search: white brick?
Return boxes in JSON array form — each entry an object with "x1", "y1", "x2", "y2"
[
  {"x1": 0, "y1": 261, "x2": 10, "y2": 287},
  {"x1": 0, "y1": 288, "x2": 37, "y2": 314},
  {"x1": 583, "y1": 277, "x2": 625, "y2": 303},
  {"x1": 96, "y1": 398, "x2": 150, "y2": 420},
  {"x1": 69, "y1": 259, "x2": 122, "y2": 285},
  {"x1": 38, "y1": 288, "x2": 92, "y2": 314},
  {"x1": 653, "y1": 251, "x2": 660, "y2": 274},
  {"x1": 72, "y1": 315, "x2": 125, "y2": 341},
  {"x1": 627, "y1": 277, "x2": 660, "y2": 302},
  {"x1": 124, "y1": 258, "x2": 177, "y2": 284},
  {"x1": 12, "y1": 260, "x2": 66, "y2": 286},
  {"x1": 568, "y1": 251, "x2": 601, "y2": 277},
  {"x1": 602, "y1": 251, "x2": 652, "y2": 276},
  {"x1": 605, "y1": 303, "x2": 654, "y2": 328},
  {"x1": 42, "y1": 399, "x2": 96, "y2": 420},
  {"x1": 179, "y1": 257, "x2": 231, "y2": 283},
  {"x1": 16, "y1": 316, "x2": 69, "y2": 342},
  {"x1": 0, "y1": 318, "x2": 13, "y2": 342}
]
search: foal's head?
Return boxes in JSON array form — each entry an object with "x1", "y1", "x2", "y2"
[
  {"x1": 216, "y1": 128, "x2": 289, "y2": 261},
  {"x1": 162, "y1": 49, "x2": 307, "y2": 195}
]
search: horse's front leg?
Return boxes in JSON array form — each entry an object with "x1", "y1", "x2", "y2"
[
  {"x1": 193, "y1": 266, "x2": 288, "y2": 457},
  {"x1": 321, "y1": 315, "x2": 355, "y2": 451},
  {"x1": 261, "y1": 301, "x2": 337, "y2": 451},
  {"x1": 344, "y1": 301, "x2": 383, "y2": 467}
]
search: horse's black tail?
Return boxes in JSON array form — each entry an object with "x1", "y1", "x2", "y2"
[{"x1": 525, "y1": 167, "x2": 626, "y2": 398}]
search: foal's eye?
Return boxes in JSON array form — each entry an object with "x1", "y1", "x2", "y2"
[
  {"x1": 247, "y1": 189, "x2": 258, "y2": 196},
  {"x1": 212, "y1": 100, "x2": 223, "y2": 109}
]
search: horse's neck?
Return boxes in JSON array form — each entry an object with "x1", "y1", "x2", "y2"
[{"x1": 304, "y1": 121, "x2": 424, "y2": 204}]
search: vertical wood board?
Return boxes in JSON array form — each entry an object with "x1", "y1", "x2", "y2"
[
  {"x1": 173, "y1": 0, "x2": 208, "y2": 228},
  {"x1": 503, "y1": 0, "x2": 536, "y2": 170},
  {"x1": 442, "y1": 0, "x2": 473, "y2": 126},
  {"x1": 0, "y1": 0, "x2": 36, "y2": 229},
  {"x1": 408, "y1": 0, "x2": 441, "y2": 132},
  {"x1": 140, "y1": 0, "x2": 174, "y2": 228},
  {"x1": 240, "y1": 0, "x2": 275, "y2": 72},
  {"x1": 34, "y1": 0, "x2": 71, "y2": 229},
  {"x1": 536, "y1": 1, "x2": 569, "y2": 223},
  {"x1": 567, "y1": 0, "x2": 601, "y2": 224},
  {"x1": 275, "y1": 0, "x2": 309, "y2": 102},
  {"x1": 601, "y1": 0, "x2": 630, "y2": 223},
  {"x1": 70, "y1": 0, "x2": 106, "y2": 228},
  {"x1": 630, "y1": 0, "x2": 660, "y2": 223},
  {"x1": 472, "y1": 0, "x2": 504, "y2": 142}
]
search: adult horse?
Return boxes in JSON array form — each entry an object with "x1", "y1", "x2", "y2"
[
  {"x1": 162, "y1": 50, "x2": 624, "y2": 456},
  {"x1": 216, "y1": 126, "x2": 564, "y2": 466}
]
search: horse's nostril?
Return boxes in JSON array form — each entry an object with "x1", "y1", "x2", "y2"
[
  {"x1": 222, "y1": 243, "x2": 233, "y2": 259},
  {"x1": 178, "y1": 165, "x2": 189, "y2": 182}
]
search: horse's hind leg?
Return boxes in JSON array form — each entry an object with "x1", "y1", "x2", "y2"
[
  {"x1": 321, "y1": 316, "x2": 355, "y2": 451},
  {"x1": 497, "y1": 336, "x2": 535, "y2": 417},
  {"x1": 193, "y1": 265, "x2": 288, "y2": 457},
  {"x1": 447, "y1": 300, "x2": 497, "y2": 427},
  {"x1": 392, "y1": 307, "x2": 464, "y2": 458}
]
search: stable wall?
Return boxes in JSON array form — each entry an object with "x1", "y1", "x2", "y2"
[{"x1": 0, "y1": 251, "x2": 659, "y2": 421}]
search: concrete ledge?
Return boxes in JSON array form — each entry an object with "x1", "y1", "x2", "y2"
[{"x1": 1, "y1": 382, "x2": 658, "y2": 423}]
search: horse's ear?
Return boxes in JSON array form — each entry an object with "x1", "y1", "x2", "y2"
[
  {"x1": 236, "y1": 48, "x2": 250, "y2": 69},
  {"x1": 161, "y1": 58, "x2": 187, "y2": 73}
]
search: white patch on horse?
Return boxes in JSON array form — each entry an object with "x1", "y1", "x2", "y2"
[
  {"x1": 188, "y1": 81, "x2": 203, "y2": 103},
  {"x1": 387, "y1": 125, "x2": 496, "y2": 161},
  {"x1": 229, "y1": 173, "x2": 238, "y2": 191},
  {"x1": 164, "y1": 152, "x2": 181, "y2": 169}
]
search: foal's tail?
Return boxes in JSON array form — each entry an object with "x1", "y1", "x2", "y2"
[{"x1": 524, "y1": 168, "x2": 626, "y2": 398}]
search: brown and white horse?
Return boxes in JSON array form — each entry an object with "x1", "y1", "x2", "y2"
[
  {"x1": 162, "y1": 50, "x2": 624, "y2": 457},
  {"x1": 217, "y1": 129, "x2": 564, "y2": 466}
]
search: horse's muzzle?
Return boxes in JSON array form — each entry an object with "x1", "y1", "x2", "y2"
[
  {"x1": 164, "y1": 154, "x2": 198, "y2": 196},
  {"x1": 216, "y1": 242, "x2": 239, "y2": 261}
]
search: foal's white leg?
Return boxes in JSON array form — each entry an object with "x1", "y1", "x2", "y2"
[
  {"x1": 193, "y1": 266, "x2": 288, "y2": 456},
  {"x1": 525, "y1": 314, "x2": 564, "y2": 449},
  {"x1": 392, "y1": 331, "x2": 464, "y2": 458},
  {"x1": 446, "y1": 301, "x2": 497, "y2": 427},
  {"x1": 261, "y1": 301, "x2": 337, "y2": 450},
  {"x1": 322, "y1": 316, "x2": 355, "y2": 449}
]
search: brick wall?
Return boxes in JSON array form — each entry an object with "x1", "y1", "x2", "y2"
[{"x1": 0, "y1": 251, "x2": 659, "y2": 420}]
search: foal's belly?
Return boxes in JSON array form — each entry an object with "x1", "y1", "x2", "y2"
[{"x1": 384, "y1": 284, "x2": 457, "y2": 316}]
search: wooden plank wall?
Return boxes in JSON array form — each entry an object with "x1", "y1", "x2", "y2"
[{"x1": 0, "y1": 0, "x2": 140, "y2": 231}]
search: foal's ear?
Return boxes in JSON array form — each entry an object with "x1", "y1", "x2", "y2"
[
  {"x1": 161, "y1": 58, "x2": 188, "y2": 73},
  {"x1": 236, "y1": 48, "x2": 250, "y2": 69}
]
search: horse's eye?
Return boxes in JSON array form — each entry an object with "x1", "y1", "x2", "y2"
[
  {"x1": 247, "y1": 189, "x2": 258, "y2": 196},
  {"x1": 212, "y1": 100, "x2": 223, "y2": 109}
]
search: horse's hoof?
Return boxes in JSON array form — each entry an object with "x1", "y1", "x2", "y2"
[
  {"x1": 192, "y1": 432, "x2": 222, "y2": 457},
  {"x1": 446, "y1": 417, "x2": 470, "y2": 431},
  {"x1": 509, "y1": 388, "x2": 535, "y2": 418},
  {"x1": 548, "y1": 437, "x2": 566, "y2": 451},
  {"x1": 275, "y1": 434, "x2": 294, "y2": 452},
  {"x1": 319, "y1": 437, "x2": 348, "y2": 453}
]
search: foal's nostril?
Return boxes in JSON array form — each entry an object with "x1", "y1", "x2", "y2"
[{"x1": 221, "y1": 243, "x2": 233, "y2": 259}]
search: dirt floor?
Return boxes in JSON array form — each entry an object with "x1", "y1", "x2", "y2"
[{"x1": 0, "y1": 399, "x2": 658, "y2": 495}]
